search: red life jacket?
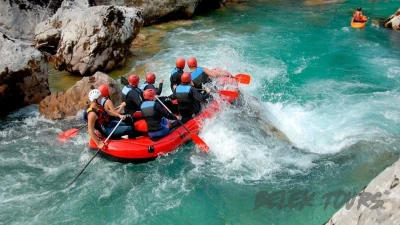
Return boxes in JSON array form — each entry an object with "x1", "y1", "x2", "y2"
[
  {"x1": 86, "y1": 104, "x2": 109, "y2": 130},
  {"x1": 353, "y1": 11, "x2": 364, "y2": 22}
]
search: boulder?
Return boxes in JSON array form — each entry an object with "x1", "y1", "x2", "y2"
[
  {"x1": 94, "y1": 0, "x2": 224, "y2": 26},
  {"x1": 325, "y1": 159, "x2": 400, "y2": 225},
  {"x1": 38, "y1": 71, "x2": 122, "y2": 119},
  {"x1": 0, "y1": 33, "x2": 50, "y2": 117},
  {"x1": 35, "y1": 0, "x2": 143, "y2": 75},
  {"x1": 0, "y1": 0, "x2": 62, "y2": 41},
  {"x1": 385, "y1": 8, "x2": 400, "y2": 30}
]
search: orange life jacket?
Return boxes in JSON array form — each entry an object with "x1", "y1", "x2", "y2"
[
  {"x1": 86, "y1": 105, "x2": 109, "y2": 130},
  {"x1": 353, "y1": 11, "x2": 364, "y2": 21}
]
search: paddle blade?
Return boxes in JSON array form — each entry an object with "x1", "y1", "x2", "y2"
[
  {"x1": 58, "y1": 128, "x2": 79, "y2": 141},
  {"x1": 218, "y1": 90, "x2": 239, "y2": 98},
  {"x1": 190, "y1": 133, "x2": 209, "y2": 152},
  {"x1": 234, "y1": 74, "x2": 251, "y2": 84}
]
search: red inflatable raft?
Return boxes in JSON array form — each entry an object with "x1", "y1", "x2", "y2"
[{"x1": 89, "y1": 77, "x2": 240, "y2": 162}]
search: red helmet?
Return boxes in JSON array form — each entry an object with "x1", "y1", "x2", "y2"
[
  {"x1": 128, "y1": 74, "x2": 139, "y2": 86},
  {"x1": 187, "y1": 57, "x2": 197, "y2": 68},
  {"x1": 143, "y1": 89, "x2": 156, "y2": 100},
  {"x1": 181, "y1": 72, "x2": 191, "y2": 83},
  {"x1": 98, "y1": 84, "x2": 109, "y2": 97},
  {"x1": 176, "y1": 57, "x2": 185, "y2": 69},
  {"x1": 145, "y1": 72, "x2": 156, "y2": 84}
]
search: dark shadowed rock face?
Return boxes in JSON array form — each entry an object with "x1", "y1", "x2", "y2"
[
  {"x1": 0, "y1": 34, "x2": 50, "y2": 117},
  {"x1": 38, "y1": 71, "x2": 122, "y2": 119}
]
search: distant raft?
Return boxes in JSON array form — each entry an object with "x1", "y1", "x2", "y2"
[{"x1": 351, "y1": 17, "x2": 368, "y2": 29}]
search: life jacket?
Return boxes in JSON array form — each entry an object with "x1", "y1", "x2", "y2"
[
  {"x1": 139, "y1": 82, "x2": 148, "y2": 90},
  {"x1": 140, "y1": 83, "x2": 157, "y2": 91},
  {"x1": 122, "y1": 85, "x2": 143, "y2": 103},
  {"x1": 190, "y1": 67, "x2": 212, "y2": 89},
  {"x1": 170, "y1": 67, "x2": 183, "y2": 90},
  {"x1": 82, "y1": 98, "x2": 107, "y2": 122},
  {"x1": 353, "y1": 11, "x2": 364, "y2": 22},
  {"x1": 176, "y1": 85, "x2": 192, "y2": 104},
  {"x1": 84, "y1": 104, "x2": 109, "y2": 131},
  {"x1": 140, "y1": 101, "x2": 163, "y2": 132}
]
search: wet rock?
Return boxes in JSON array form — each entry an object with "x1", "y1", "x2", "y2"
[
  {"x1": 35, "y1": 0, "x2": 143, "y2": 75},
  {"x1": 325, "y1": 159, "x2": 400, "y2": 225},
  {"x1": 0, "y1": 0, "x2": 62, "y2": 41},
  {"x1": 94, "y1": 0, "x2": 226, "y2": 26},
  {"x1": 385, "y1": 8, "x2": 400, "y2": 30},
  {"x1": 39, "y1": 71, "x2": 122, "y2": 119},
  {"x1": 0, "y1": 33, "x2": 50, "y2": 117}
]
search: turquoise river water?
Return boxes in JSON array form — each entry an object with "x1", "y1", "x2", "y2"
[{"x1": 1, "y1": 0, "x2": 400, "y2": 224}]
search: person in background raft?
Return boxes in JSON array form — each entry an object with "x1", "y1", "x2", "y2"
[
  {"x1": 121, "y1": 74, "x2": 143, "y2": 116},
  {"x1": 353, "y1": 7, "x2": 367, "y2": 22},
  {"x1": 171, "y1": 72, "x2": 211, "y2": 124},
  {"x1": 140, "y1": 89, "x2": 178, "y2": 139},
  {"x1": 86, "y1": 89, "x2": 134, "y2": 148},
  {"x1": 187, "y1": 57, "x2": 222, "y2": 89},
  {"x1": 170, "y1": 57, "x2": 185, "y2": 92},
  {"x1": 139, "y1": 72, "x2": 164, "y2": 95}
]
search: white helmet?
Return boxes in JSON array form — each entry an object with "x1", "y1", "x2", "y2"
[{"x1": 88, "y1": 89, "x2": 101, "y2": 102}]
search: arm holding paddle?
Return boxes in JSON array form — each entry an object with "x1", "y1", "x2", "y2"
[{"x1": 103, "y1": 99, "x2": 126, "y2": 120}]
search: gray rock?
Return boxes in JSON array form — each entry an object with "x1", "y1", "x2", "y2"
[
  {"x1": 385, "y1": 8, "x2": 400, "y2": 30},
  {"x1": 0, "y1": 0, "x2": 62, "y2": 41},
  {"x1": 94, "y1": 0, "x2": 224, "y2": 26},
  {"x1": 0, "y1": 33, "x2": 50, "y2": 117},
  {"x1": 35, "y1": 0, "x2": 143, "y2": 75},
  {"x1": 325, "y1": 159, "x2": 400, "y2": 225}
]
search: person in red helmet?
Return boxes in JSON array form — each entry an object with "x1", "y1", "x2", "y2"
[
  {"x1": 171, "y1": 72, "x2": 211, "y2": 124},
  {"x1": 139, "y1": 72, "x2": 164, "y2": 95},
  {"x1": 187, "y1": 57, "x2": 221, "y2": 89},
  {"x1": 170, "y1": 57, "x2": 185, "y2": 91},
  {"x1": 121, "y1": 74, "x2": 143, "y2": 116},
  {"x1": 98, "y1": 84, "x2": 125, "y2": 118},
  {"x1": 140, "y1": 89, "x2": 177, "y2": 138}
]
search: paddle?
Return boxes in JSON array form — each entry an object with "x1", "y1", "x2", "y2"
[
  {"x1": 154, "y1": 96, "x2": 209, "y2": 152},
  {"x1": 69, "y1": 118, "x2": 123, "y2": 186},
  {"x1": 58, "y1": 124, "x2": 87, "y2": 141},
  {"x1": 196, "y1": 89, "x2": 240, "y2": 98},
  {"x1": 233, "y1": 73, "x2": 251, "y2": 84}
]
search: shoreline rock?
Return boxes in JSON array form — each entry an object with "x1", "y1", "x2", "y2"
[
  {"x1": 0, "y1": 33, "x2": 50, "y2": 117},
  {"x1": 325, "y1": 159, "x2": 400, "y2": 225}
]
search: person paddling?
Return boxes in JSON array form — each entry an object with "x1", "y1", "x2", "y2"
[
  {"x1": 353, "y1": 7, "x2": 367, "y2": 22},
  {"x1": 140, "y1": 89, "x2": 177, "y2": 139},
  {"x1": 170, "y1": 57, "x2": 185, "y2": 92},
  {"x1": 85, "y1": 89, "x2": 133, "y2": 147},
  {"x1": 121, "y1": 74, "x2": 143, "y2": 116},
  {"x1": 139, "y1": 72, "x2": 164, "y2": 95},
  {"x1": 171, "y1": 72, "x2": 211, "y2": 124},
  {"x1": 187, "y1": 57, "x2": 221, "y2": 89}
]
